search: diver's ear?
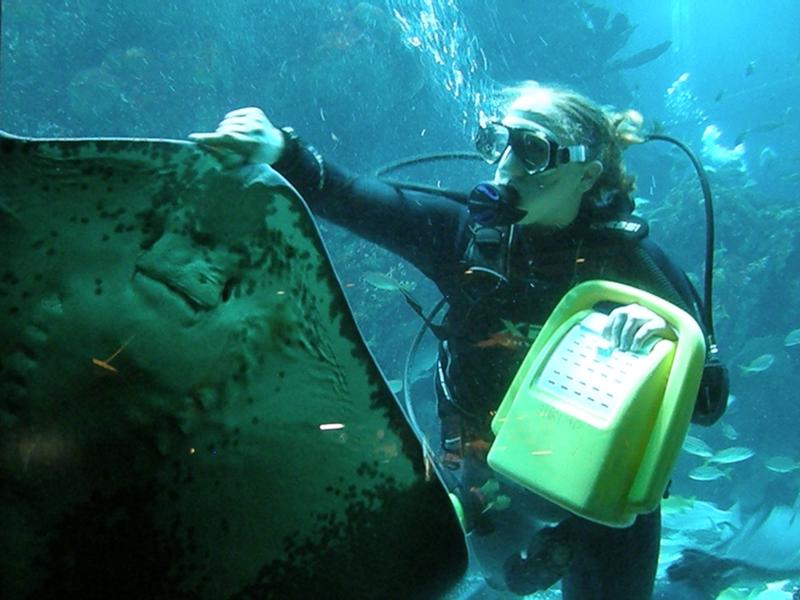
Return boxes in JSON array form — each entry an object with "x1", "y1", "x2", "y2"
[{"x1": 579, "y1": 160, "x2": 603, "y2": 191}]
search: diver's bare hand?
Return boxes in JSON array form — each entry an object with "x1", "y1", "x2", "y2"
[
  {"x1": 602, "y1": 303, "x2": 676, "y2": 353},
  {"x1": 189, "y1": 107, "x2": 285, "y2": 167}
]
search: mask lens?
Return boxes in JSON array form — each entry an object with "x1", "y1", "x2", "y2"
[
  {"x1": 515, "y1": 131, "x2": 551, "y2": 173},
  {"x1": 476, "y1": 123, "x2": 510, "y2": 164}
]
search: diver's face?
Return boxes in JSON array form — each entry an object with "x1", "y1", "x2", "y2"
[{"x1": 493, "y1": 147, "x2": 600, "y2": 228}]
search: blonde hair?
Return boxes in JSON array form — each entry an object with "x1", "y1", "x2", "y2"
[{"x1": 490, "y1": 82, "x2": 647, "y2": 218}]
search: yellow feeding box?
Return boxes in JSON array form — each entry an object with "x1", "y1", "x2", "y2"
[{"x1": 487, "y1": 280, "x2": 706, "y2": 527}]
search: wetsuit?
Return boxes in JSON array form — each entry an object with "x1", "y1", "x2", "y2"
[{"x1": 274, "y1": 133, "x2": 694, "y2": 599}]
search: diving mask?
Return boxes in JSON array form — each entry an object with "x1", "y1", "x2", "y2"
[{"x1": 475, "y1": 120, "x2": 588, "y2": 175}]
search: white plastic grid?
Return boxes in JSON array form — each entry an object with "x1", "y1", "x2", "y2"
[{"x1": 537, "y1": 313, "x2": 646, "y2": 416}]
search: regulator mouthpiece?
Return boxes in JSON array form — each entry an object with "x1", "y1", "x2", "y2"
[{"x1": 467, "y1": 182, "x2": 526, "y2": 227}]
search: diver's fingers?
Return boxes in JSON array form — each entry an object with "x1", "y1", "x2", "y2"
[
  {"x1": 603, "y1": 311, "x2": 625, "y2": 348},
  {"x1": 215, "y1": 115, "x2": 269, "y2": 134},
  {"x1": 619, "y1": 316, "x2": 645, "y2": 352},
  {"x1": 188, "y1": 131, "x2": 227, "y2": 144},
  {"x1": 602, "y1": 310, "x2": 626, "y2": 349},
  {"x1": 223, "y1": 106, "x2": 269, "y2": 121},
  {"x1": 189, "y1": 130, "x2": 256, "y2": 145},
  {"x1": 630, "y1": 319, "x2": 677, "y2": 354}
]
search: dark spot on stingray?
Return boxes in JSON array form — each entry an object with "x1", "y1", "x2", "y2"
[
  {"x1": 278, "y1": 370, "x2": 286, "y2": 379},
  {"x1": 17, "y1": 344, "x2": 36, "y2": 361},
  {"x1": 32, "y1": 239, "x2": 45, "y2": 250},
  {"x1": 2, "y1": 271, "x2": 18, "y2": 284},
  {"x1": 220, "y1": 278, "x2": 237, "y2": 302},
  {"x1": 247, "y1": 397, "x2": 254, "y2": 405},
  {"x1": 9, "y1": 306, "x2": 19, "y2": 315},
  {"x1": 95, "y1": 278, "x2": 102, "y2": 285},
  {"x1": 42, "y1": 185, "x2": 50, "y2": 192},
  {"x1": 80, "y1": 217, "x2": 89, "y2": 224},
  {"x1": 95, "y1": 288, "x2": 102, "y2": 296},
  {"x1": 125, "y1": 225, "x2": 135, "y2": 232},
  {"x1": 102, "y1": 234, "x2": 110, "y2": 242},
  {"x1": 46, "y1": 248, "x2": 56, "y2": 257},
  {"x1": 190, "y1": 230, "x2": 214, "y2": 248},
  {"x1": 114, "y1": 224, "x2": 125, "y2": 233},
  {"x1": 69, "y1": 215, "x2": 78, "y2": 223},
  {"x1": 251, "y1": 416, "x2": 259, "y2": 425},
  {"x1": 50, "y1": 230, "x2": 58, "y2": 238},
  {"x1": 35, "y1": 273, "x2": 43, "y2": 281},
  {"x1": 21, "y1": 290, "x2": 31, "y2": 300}
]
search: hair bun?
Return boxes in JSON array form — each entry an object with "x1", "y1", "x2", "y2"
[{"x1": 612, "y1": 109, "x2": 646, "y2": 148}]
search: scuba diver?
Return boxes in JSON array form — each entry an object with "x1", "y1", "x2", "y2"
[{"x1": 190, "y1": 82, "x2": 725, "y2": 599}]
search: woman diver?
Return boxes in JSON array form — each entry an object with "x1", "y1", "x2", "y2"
[{"x1": 190, "y1": 82, "x2": 704, "y2": 599}]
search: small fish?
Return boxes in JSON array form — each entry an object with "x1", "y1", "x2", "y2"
[
  {"x1": 473, "y1": 332, "x2": 528, "y2": 351},
  {"x1": 764, "y1": 456, "x2": 800, "y2": 474},
  {"x1": 745, "y1": 60, "x2": 756, "y2": 76},
  {"x1": 661, "y1": 495, "x2": 741, "y2": 532},
  {"x1": 689, "y1": 464, "x2": 730, "y2": 482},
  {"x1": 714, "y1": 89, "x2": 725, "y2": 102},
  {"x1": 784, "y1": 328, "x2": 800, "y2": 347},
  {"x1": 739, "y1": 353, "x2": 775, "y2": 374},
  {"x1": 362, "y1": 271, "x2": 405, "y2": 292},
  {"x1": 720, "y1": 422, "x2": 739, "y2": 441},
  {"x1": 682, "y1": 435, "x2": 714, "y2": 458},
  {"x1": 608, "y1": 40, "x2": 672, "y2": 71},
  {"x1": 708, "y1": 446, "x2": 755, "y2": 465}
]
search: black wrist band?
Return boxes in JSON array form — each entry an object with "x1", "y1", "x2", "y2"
[{"x1": 276, "y1": 126, "x2": 325, "y2": 192}]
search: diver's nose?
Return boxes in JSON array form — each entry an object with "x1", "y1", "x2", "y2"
[{"x1": 496, "y1": 146, "x2": 528, "y2": 179}]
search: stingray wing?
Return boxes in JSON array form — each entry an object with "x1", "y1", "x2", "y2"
[{"x1": 0, "y1": 132, "x2": 466, "y2": 599}]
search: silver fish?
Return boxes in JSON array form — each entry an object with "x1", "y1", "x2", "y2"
[
  {"x1": 708, "y1": 447, "x2": 755, "y2": 465},
  {"x1": 689, "y1": 465, "x2": 731, "y2": 481},
  {"x1": 682, "y1": 435, "x2": 714, "y2": 458}
]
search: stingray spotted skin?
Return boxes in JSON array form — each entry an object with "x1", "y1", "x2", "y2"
[{"x1": 0, "y1": 132, "x2": 466, "y2": 599}]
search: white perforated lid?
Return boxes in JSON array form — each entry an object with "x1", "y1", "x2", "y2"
[{"x1": 537, "y1": 312, "x2": 653, "y2": 417}]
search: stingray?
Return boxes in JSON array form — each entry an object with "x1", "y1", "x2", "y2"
[
  {"x1": 654, "y1": 503, "x2": 800, "y2": 599},
  {"x1": 0, "y1": 131, "x2": 466, "y2": 599}
]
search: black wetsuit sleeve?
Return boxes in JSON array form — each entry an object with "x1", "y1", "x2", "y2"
[{"x1": 272, "y1": 131, "x2": 468, "y2": 283}]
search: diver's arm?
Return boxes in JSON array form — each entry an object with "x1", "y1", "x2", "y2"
[
  {"x1": 190, "y1": 107, "x2": 466, "y2": 279},
  {"x1": 273, "y1": 128, "x2": 467, "y2": 276}
]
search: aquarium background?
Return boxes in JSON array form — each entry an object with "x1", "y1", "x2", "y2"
[{"x1": 2, "y1": 0, "x2": 799, "y2": 596}]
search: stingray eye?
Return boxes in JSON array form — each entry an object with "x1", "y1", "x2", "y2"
[{"x1": 221, "y1": 278, "x2": 238, "y2": 302}]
